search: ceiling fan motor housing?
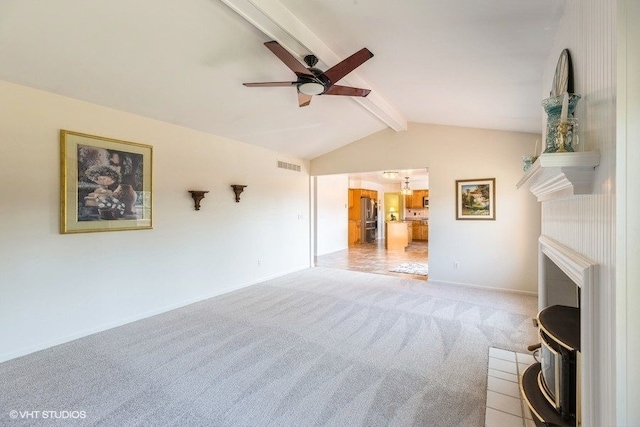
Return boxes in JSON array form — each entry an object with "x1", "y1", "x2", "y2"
[{"x1": 303, "y1": 54, "x2": 319, "y2": 68}]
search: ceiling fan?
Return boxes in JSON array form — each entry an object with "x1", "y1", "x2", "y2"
[{"x1": 243, "y1": 41, "x2": 373, "y2": 107}]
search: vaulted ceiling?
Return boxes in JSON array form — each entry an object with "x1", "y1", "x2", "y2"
[{"x1": 0, "y1": 0, "x2": 564, "y2": 159}]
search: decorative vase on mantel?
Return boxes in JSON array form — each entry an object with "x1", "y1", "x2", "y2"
[{"x1": 542, "y1": 94, "x2": 581, "y2": 153}]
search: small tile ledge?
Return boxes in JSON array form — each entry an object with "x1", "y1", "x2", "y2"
[{"x1": 516, "y1": 152, "x2": 600, "y2": 202}]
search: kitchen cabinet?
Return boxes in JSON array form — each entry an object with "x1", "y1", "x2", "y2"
[
  {"x1": 412, "y1": 222, "x2": 429, "y2": 241},
  {"x1": 348, "y1": 189, "x2": 361, "y2": 220},
  {"x1": 348, "y1": 220, "x2": 360, "y2": 247},
  {"x1": 411, "y1": 192, "x2": 422, "y2": 209},
  {"x1": 406, "y1": 189, "x2": 429, "y2": 208},
  {"x1": 411, "y1": 222, "x2": 420, "y2": 240},
  {"x1": 360, "y1": 189, "x2": 377, "y2": 200},
  {"x1": 347, "y1": 188, "x2": 378, "y2": 246}
]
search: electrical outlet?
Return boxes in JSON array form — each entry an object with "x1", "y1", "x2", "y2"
[{"x1": 453, "y1": 261, "x2": 460, "y2": 269}]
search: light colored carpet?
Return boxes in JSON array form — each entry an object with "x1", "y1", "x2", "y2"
[
  {"x1": 0, "y1": 267, "x2": 537, "y2": 426},
  {"x1": 389, "y1": 263, "x2": 429, "y2": 276}
]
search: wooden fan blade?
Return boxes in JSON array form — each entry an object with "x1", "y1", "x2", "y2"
[
  {"x1": 264, "y1": 41, "x2": 313, "y2": 77},
  {"x1": 324, "y1": 85, "x2": 371, "y2": 97},
  {"x1": 243, "y1": 81, "x2": 296, "y2": 87},
  {"x1": 298, "y1": 93, "x2": 312, "y2": 107},
  {"x1": 322, "y1": 48, "x2": 373, "y2": 84}
]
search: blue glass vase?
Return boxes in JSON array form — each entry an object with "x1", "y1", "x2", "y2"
[{"x1": 541, "y1": 94, "x2": 581, "y2": 153}]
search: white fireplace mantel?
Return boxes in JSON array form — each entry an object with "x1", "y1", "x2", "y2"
[
  {"x1": 516, "y1": 151, "x2": 600, "y2": 201},
  {"x1": 538, "y1": 235, "x2": 599, "y2": 427}
]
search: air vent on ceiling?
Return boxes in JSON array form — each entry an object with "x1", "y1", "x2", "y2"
[{"x1": 277, "y1": 160, "x2": 301, "y2": 172}]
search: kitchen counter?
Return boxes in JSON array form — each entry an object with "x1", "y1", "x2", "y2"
[
  {"x1": 405, "y1": 218, "x2": 428, "y2": 224},
  {"x1": 385, "y1": 221, "x2": 409, "y2": 250}
]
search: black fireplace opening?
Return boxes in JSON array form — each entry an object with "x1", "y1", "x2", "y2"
[{"x1": 521, "y1": 305, "x2": 580, "y2": 426}]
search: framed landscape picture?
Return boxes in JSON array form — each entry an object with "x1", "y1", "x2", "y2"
[
  {"x1": 455, "y1": 178, "x2": 495, "y2": 220},
  {"x1": 60, "y1": 130, "x2": 153, "y2": 233}
]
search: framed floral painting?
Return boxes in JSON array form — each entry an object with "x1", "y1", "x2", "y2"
[
  {"x1": 60, "y1": 130, "x2": 153, "y2": 233},
  {"x1": 455, "y1": 178, "x2": 495, "y2": 220}
]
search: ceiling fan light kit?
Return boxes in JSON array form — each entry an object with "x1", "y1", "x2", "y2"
[
  {"x1": 243, "y1": 41, "x2": 373, "y2": 107},
  {"x1": 298, "y1": 82, "x2": 325, "y2": 95}
]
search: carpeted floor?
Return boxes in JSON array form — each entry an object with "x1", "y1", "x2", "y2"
[{"x1": 0, "y1": 267, "x2": 537, "y2": 426}]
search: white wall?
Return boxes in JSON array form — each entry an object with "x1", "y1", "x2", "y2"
[
  {"x1": 617, "y1": 0, "x2": 640, "y2": 425},
  {"x1": 315, "y1": 175, "x2": 348, "y2": 255},
  {"x1": 0, "y1": 80, "x2": 311, "y2": 362},
  {"x1": 541, "y1": 1, "x2": 618, "y2": 425},
  {"x1": 311, "y1": 123, "x2": 541, "y2": 294}
]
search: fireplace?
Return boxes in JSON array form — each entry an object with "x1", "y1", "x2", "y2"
[
  {"x1": 519, "y1": 235, "x2": 598, "y2": 426},
  {"x1": 521, "y1": 305, "x2": 580, "y2": 426}
]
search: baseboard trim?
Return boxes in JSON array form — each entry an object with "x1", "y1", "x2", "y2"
[
  {"x1": 0, "y1": 266, "x2": 309, "y2": 364},
  {"x1": 427, "y1": 279, "x2": 538, "y2": 297}
]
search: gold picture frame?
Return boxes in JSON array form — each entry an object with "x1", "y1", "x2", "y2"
[
  {"x1": 455, "y1": 178, "x2": 495, "y2": 220},
  {"x1": 60, "y1": 130, "x2": 153, "y2": 233}
]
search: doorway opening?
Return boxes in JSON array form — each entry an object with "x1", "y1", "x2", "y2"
[{"x1": 314, "y1": 168, "x2": 429, "y2": 280}]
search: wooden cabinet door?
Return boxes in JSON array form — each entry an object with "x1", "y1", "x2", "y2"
[
  {"x1": 409, "y1": 191, "x2": 423, "y2": 208},
  {"x1": 348, "y1": 220, "x2": 357, "y2": 246},
  {"x1": 404, "y1": 193, "x2": 412, "y2": 209},
  {"x1": 411, "y1": 222, "x2": 428, "y2": 240},
  {"x1": 349, "y1": 189, "x2": 361, "y2": 220}
]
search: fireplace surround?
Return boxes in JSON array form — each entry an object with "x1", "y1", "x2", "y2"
[{"x1": 519, "y1": 235, "x2": 598, "y2": 426}]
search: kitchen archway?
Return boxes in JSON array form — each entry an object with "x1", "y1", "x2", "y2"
[{"x1": 314, "y1": 168, "x2": 429, "y2": 280}]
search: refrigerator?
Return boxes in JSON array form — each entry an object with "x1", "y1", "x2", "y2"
[{"x1": 360, "y1": 196, "x2": 378, "y2": 243}]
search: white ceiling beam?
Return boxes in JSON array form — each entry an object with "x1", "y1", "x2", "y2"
[{"x1": 220, "y1": 0, "x2": 407, "y2": 132}]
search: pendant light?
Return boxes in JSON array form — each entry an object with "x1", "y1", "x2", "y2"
[{"x1": 400, "y1": 177, "x2": 413, "y2": 195}]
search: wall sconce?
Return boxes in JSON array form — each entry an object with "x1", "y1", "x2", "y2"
[
  {"x1": 188, "y1": 190, "x2": 209, "y2": 211},
  {"x1": 230, "y1": 185, "x2": 247, "y2": 203}
]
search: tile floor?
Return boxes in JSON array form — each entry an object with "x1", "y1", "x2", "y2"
[
  {"x1": 315, "y1": 239, "x2": 428, "y2": 280},
  {"x1": 486, "y1": 347, "x2": 537, "y2": 427}
]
